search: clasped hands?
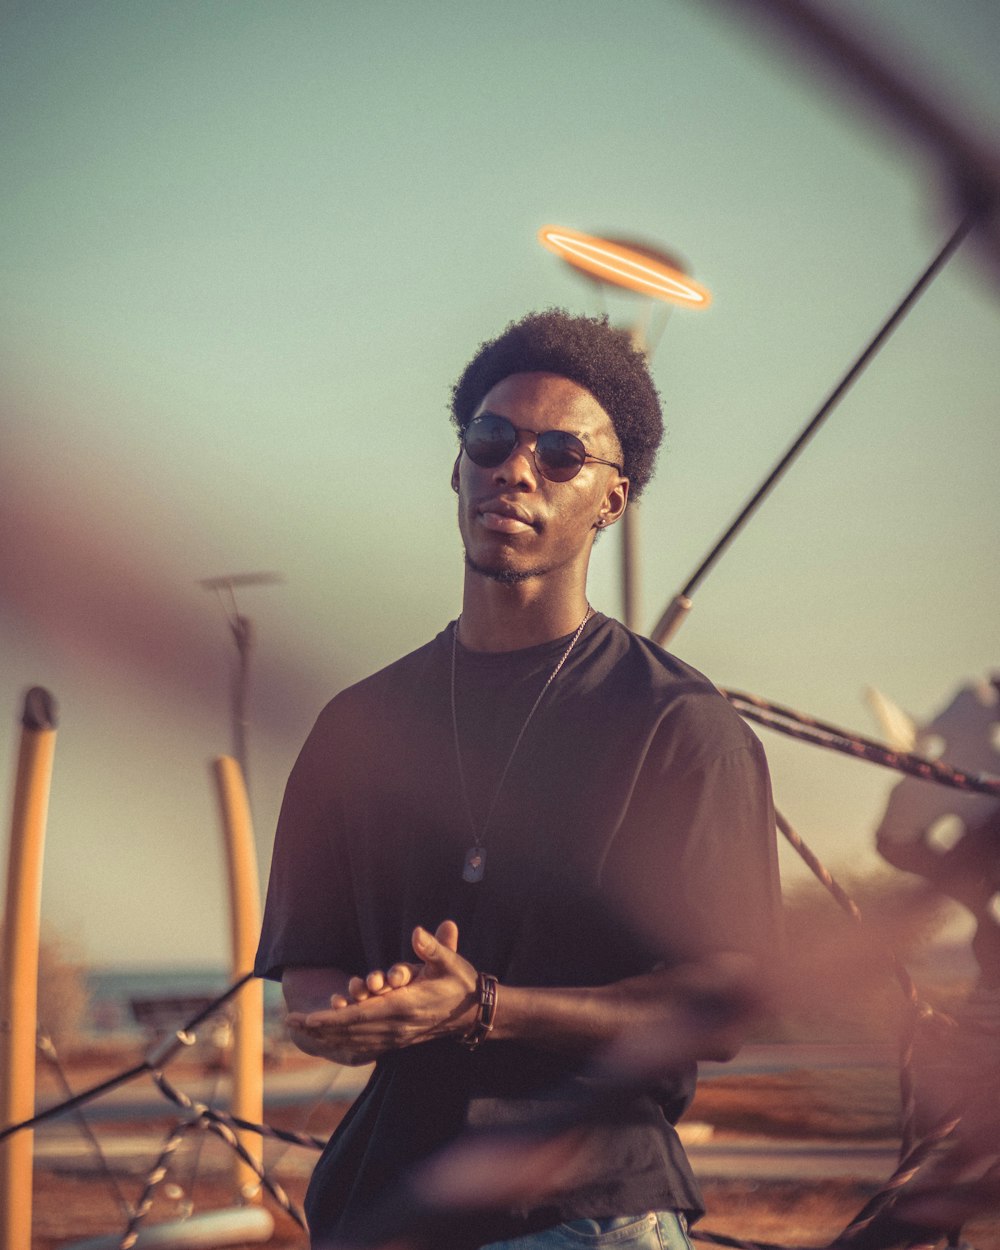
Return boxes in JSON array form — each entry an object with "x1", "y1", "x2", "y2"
[{"x1": 285, "y1": 920, "x2": 479, "y2": 1066}]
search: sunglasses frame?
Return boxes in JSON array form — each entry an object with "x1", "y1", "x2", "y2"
[{"x1": 462, "y1": 412, "x2": 623, "y2": 483}]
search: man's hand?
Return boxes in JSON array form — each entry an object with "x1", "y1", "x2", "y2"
[
  {"x1": 334, "y1": 919, "x2": 460, "y2": 1006},
  {"x1": 284, "y1": 920, "x2": 478, "y2": 1066}
]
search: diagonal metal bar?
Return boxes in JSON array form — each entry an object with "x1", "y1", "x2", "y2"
[
  {"x1": 0, "y1": 974, "x2": 252, "y2": 1141},
  {"x1": 651, "y1": 209, "x2": 979, "y2": 646}
]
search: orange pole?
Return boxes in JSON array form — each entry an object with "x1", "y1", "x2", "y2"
[
  {"x1": 1, "y1": 689, "x2": 58, "y2": 1250},
  {"x1": 211, "y1": 756, "x2": 264, "y2": 1200}
]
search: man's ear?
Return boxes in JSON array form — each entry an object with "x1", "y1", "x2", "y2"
[
  {"x1": 598, "y1": 477, "x2": 629, "y2": 528},
  {"x1": 451, "y1": 452, "x2": 462, "y2": 494}
]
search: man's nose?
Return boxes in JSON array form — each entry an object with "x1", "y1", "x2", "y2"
[{"x1": 492, "y1": 436, "x2": 538, "y2": 487}]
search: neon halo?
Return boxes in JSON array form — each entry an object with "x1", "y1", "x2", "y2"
[{"x1": 538, "y1": 225, "x2": 712, "y2": 308}]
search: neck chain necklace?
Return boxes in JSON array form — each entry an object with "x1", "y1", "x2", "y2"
[{"x1": 450, "y1": 607, "x2": 593, "y2": 883}]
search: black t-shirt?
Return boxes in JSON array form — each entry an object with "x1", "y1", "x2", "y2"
[{"x1": 255, "y1": 614, "x2": 781, "y2": 1244}]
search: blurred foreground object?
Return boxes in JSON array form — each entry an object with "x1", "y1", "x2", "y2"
[
  {"x1": 874, "y1": 674, "x2": 1000, "y2": 981},
  {"x1": 700, "y1": 0, "x2": 1000, "y2": 289},
  {"x1": 837, "y1": 977, "x2": 1000, "y2": 1249},
  {"x1": 860, "y1": 674, "x2": 1000, "y2": 1244}
]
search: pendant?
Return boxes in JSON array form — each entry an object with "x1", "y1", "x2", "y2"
[{"x1": 463, "y1": 845, "x2": 486, "y2": 883}]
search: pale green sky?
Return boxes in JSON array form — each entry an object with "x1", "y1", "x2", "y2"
[{"x1": 2, "y1": 1, "x2": 998, "y2": 967}]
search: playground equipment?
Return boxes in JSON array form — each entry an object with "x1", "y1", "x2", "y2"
[
  {"x1": 211, "y1": 755, "x2": 265, "y2": 1201},
  {"x1": 1, "y1": 688, "x2": 57, "y2": 1250},
  {"x1": 0, "y1": 689, "x2": 273, "y2": 1249}
]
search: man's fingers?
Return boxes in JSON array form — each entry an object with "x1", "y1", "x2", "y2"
[
  {"x1": 412, "y1": 925, "x2": 438, "y2": 961},
  {"x1": 348, "y1": 975, "x2": 370, "y2": 1001},
  {"x1": 435, "y1": 919, "x2": 459, "y2": 952},
  {"x1": 413, "y1": 924, "x2": 459, "y2": 969},
  {"x1": 387, "y1": 963, "x2": 414, "y2": 988},
  {"x1": 412, "y1": 919, "x2": 460, "y2": 961},
  {"x1": 366, "y1": 970, "x2": 387, "y2": 994}
]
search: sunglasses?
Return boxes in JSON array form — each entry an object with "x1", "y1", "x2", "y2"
[{"x1": 462, "y1": 412, "x2": 623, "y2": 483}]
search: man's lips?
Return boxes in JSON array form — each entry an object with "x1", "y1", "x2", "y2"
[{"x1": 475, "y1": 500, "x2": 538, "y2": 534}]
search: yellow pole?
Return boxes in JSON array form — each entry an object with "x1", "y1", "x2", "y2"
[
  {"x1": 211, "y1": 756, "x2": 264, "y2": 1201},
  {"x1": 1, "y1": 688, "x2": 58, "y2": 1250}
]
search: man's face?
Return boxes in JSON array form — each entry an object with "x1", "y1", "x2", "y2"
[{"x1": 456, "y1": 371, "x2": 628, "y2": 586}]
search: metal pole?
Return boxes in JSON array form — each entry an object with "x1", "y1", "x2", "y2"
[
  {"x1": 1, "y1": 688, "x2": 58, "y2": 1250},
  {"x1": 651, "y1": 593, "x2": 692, "y2": 648},
  {"x1": 211, "y1": 756, "x2": 264, "y2": 1201},
  {"x1": 621, "y1": 321, "x2": 651, "y2": 633},
  {"x1": 200, "y1": 572, "x2": 284, "y2": 804},
  {"x1": 650, "y1": 208, "x2": 979, "y2": 648},
  {"x1": 230, "y1": 615, "x2": 253, "y2": 792},
  {"x1": 620, "y1": 505, "x2": 641, "y2": 632}
]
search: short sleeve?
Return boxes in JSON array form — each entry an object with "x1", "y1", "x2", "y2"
[
  {"x1": 254, "y1": 702, "x2": 367, "y2": 981},
  {"x1": 602, "y1": 724, "x2": 783, "y2": 969}
]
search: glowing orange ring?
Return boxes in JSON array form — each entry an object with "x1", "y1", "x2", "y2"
[{"x1": 538, "y1": 225, "x2": 711, "y2": 308}]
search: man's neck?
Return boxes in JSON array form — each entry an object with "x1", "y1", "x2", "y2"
[{"x1": 457, "y1": 573, "x2": 591, "y2": 652}]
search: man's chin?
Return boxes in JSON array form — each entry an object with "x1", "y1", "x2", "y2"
[{"x1": 464, "y1": 551, "x2": 539, "y2": 586}]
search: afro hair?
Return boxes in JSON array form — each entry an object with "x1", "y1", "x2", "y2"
[{"x1": 450, "y1": 309, "x2": 664, "y2": 500}]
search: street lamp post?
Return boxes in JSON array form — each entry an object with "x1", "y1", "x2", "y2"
[
  {"x1": 199, "y1": 572, "x2": 284, "y2": 798},
  {"x1": 537, "y1": 226, "x2": 712, "y2": 633}
]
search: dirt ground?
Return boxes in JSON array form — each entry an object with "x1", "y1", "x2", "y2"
[
  {"x1": 30, "y1": 1170, "x2": 1000, "y2": 1250},
  {"x1": 25, "y1": 1051, "x2": 1000, "y2": 1250},
  {"x1": 24, "y1": 1171, "x2": 881, "y2": 1250}
]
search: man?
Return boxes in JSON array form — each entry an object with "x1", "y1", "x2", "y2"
[{"x1": 255, "y1": 310, "x2": 782, "y2": 1249}]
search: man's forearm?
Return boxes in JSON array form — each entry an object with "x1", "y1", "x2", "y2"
[
  {"x1": 279, "y1": 932, "x2": 765, "y2": 1068},
  {"x1": 489, "y1": 953, "x2": 764, "y2": 1063}
]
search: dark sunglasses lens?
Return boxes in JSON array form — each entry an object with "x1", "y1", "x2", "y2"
[
  {"x1": 535, "y1": 431, "x2": 586, "y2": 481},
  {"x1": 464, "y1": 415, "x2": 515, "y2": 467}
]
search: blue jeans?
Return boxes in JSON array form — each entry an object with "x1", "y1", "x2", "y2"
[{"x1": 481, "y1": 1211, "x2": 694, "y2": 1249}]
